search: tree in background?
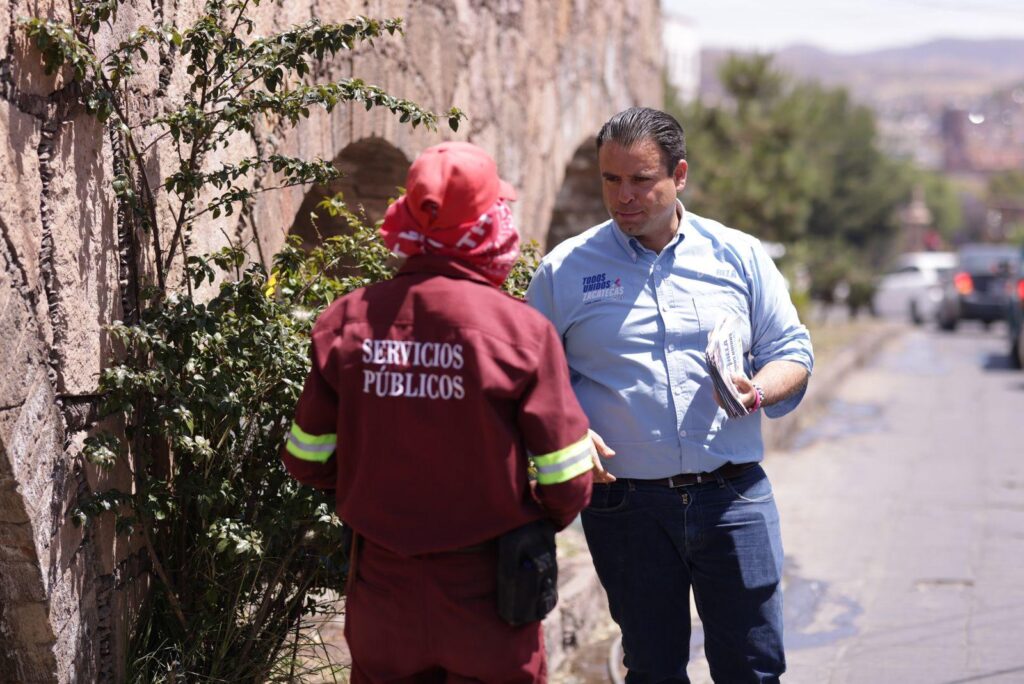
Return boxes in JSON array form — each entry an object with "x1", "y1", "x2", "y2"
[
  {"x1": 676, "y1": 55, "x2": 816, "y2": 246},
  {"x1": 915, "y1": 170, "x2": 963, "y2": 243},
  {"x1": 987, "y1": 170, "x2": 1024, "y2": 244},
  {"x1": 669, "y1": 54, "x2": 962, "y2": 315}
]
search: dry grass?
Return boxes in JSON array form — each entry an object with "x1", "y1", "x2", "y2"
[{"x1": 807, "y1": 316, "x2": 894, "y2": 366}]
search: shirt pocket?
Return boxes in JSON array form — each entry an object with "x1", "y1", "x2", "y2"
[{"x1": 693, "y1": 292, "x2": 752, "y2": 353}]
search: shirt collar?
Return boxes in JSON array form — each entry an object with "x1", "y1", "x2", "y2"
[
  {"x1": 397, "y1": 254, "x2": 498, "y2": 287},
  {"x1": 609, "y1": 199, "x2": 688, "y2": 262}
]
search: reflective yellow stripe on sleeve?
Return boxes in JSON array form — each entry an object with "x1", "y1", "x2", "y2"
[
  {"x1": 285, "y1": 422, "x2": 337, "y2": 463},
  {"x1": 532, "y1": 435, "x2": 594, "y2": 485}
]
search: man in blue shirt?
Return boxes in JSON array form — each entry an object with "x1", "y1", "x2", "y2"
[{"x1": 527, "y1": 107, "x2": 813, "y2": 683}]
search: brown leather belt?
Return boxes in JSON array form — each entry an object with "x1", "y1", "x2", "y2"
[{"x1": 632, "y1": 461, "x2": 758, "y2": 488}]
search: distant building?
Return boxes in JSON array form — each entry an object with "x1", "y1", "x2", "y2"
[
  {"x1": 877, "y1": 107, "x2": 943, "y2": 170},
  {"x1": 663, "y1": 13, "x2": 701, "y2": 103},
  {"x1": 942, "y1": 97, "x2": 1024, "y2": 174},
  {"x1": 941, "y1": 108, "x2": 972, "y2": 172}
]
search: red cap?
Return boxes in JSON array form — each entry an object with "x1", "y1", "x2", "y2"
[{"x1": 405, "y1": 142, "x2": 517, "y2": 229}]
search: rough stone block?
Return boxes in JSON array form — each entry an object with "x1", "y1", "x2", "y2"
[
  {"x1": 0, "y1": 370, "x2": 52, "y2": 464},
  {"x1": 0, "y1": 478, "x2": 30, "y2": 524},
  {"x1": 0, "y1": 519, "x2": 33, "y2": 547},
  {"x1": 45, "y1": 113, "x2": 120, "y2": 396},
  {"x1": 43, "y1": 553, "x2": 87, "y2": 684},
  {"x1": 7, "y1": 0, "x2": 73, "y2": 97},
  {"x1": 0, "y1": 1, "x2": 8, "y2": 60},
  {"x1": 0, "y1": 558, "x2": 47, "y2": 602},
  {"x1": 0, "y1": 538, "x2": 36, "y2": 564},
  {"x1": 8, "y1": 602, "x2": 55, "y2": 645},
  {"x1": 0, "y1": 304, "x2": 41, "y2": 412},
  {"x1": 14, "y1": 649, "x2": 59, "y2": 684},
  {"x1": 0, "y1": 100, "x2": 44, "y2": 295},
  {"x1": 7, "y1": 374, "x2": 60, "y2": 504},
  {"x1": 53, "y1": 499, "x2": 85, "y2": 575}
]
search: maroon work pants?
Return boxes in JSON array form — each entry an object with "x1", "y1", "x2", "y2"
[{"x1": 345, "y1": 538, "x2": 547, "y2": 683}]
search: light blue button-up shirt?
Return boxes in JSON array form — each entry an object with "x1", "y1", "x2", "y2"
[{"x1": 526, "y1": 205, "x2": 814, "y2": 478}]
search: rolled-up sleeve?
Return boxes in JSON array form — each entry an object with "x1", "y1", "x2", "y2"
[{"x1": 747, "y1": 240, "x2": 814, "y2": 418}]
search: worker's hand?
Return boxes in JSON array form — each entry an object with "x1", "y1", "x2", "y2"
[
  {"x1": 731, "y1": 374, "x2": 758, "y2": 411},
  {"x1": 588, "y1": 429, "x2": 617, "y2": 483}
]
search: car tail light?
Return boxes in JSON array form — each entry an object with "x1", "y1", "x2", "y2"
[
  {"x1": 953, "y1": 271, "x2": 973, "y2": 295},
  {"x1": 1017, "y1": 278, "x2": 1024, "y2": 302}
]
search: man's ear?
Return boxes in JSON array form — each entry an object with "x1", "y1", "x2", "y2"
[{"x1": 674, "y1": 159, "x2": 688, "y2": 193}]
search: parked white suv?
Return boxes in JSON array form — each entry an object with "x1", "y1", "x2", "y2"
[{"x1": 873, "y1": 251, "x2": 956, "y2": 325}]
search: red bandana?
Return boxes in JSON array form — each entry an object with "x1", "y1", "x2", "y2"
[{"x1": 380, "y1": 197, "x2": 520, "y2": 287}]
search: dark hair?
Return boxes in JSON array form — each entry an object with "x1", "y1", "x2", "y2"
[{"x1": 596, "y1": 107, "x2": 686, "y2": 175}]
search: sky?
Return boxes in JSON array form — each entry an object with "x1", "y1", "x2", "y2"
[{"x1": 663, "y1": 0, "x2": 1024, "y2": 53}]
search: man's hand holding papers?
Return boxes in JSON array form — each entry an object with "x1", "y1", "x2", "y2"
[{"x1": 705, "y1": 314, "x2": 753, "y2": 418}]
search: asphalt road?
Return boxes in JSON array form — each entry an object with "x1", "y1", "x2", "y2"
[{"x1": 761, "y1": 321, "x2": 1024, "y2": 684}]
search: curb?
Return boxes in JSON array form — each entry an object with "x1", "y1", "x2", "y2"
[{"x1": 544, "y1": 526, "x2": 609, "y2": 674}]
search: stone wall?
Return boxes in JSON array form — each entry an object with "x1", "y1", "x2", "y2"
[{"x1": 0, "y1": 0, "x2": 662, "y2": 680}]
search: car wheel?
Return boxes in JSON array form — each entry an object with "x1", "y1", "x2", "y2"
[
  {"x1": 938, "y1": 315, "x2": 958, "y2": 332},
  {"x1": 1014, "y1": 328, "x2": 1024, "y2": 370},
  {"x1": 909, "y1": 301, "x2": 923, "y2": 326}
]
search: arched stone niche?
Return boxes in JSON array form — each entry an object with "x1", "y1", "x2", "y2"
[
  {"x1": 545, "y1": 137, "x2": 608, "y2": 252},
  {"x1": 289, "y1": 137, "x2": 411, "y2": 248}
]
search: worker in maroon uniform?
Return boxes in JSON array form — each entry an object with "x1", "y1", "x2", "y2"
[{"x1": 282, "y1": 141, "x2": 594, "y2": 683}]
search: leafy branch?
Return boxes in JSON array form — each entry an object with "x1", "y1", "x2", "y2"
[{"x1": 20, "y1": 0, "x2": 465, "y2": 295}]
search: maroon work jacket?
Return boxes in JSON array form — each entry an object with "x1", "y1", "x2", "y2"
[{"x1": 283, "y1": 255, "x2": 592, "y2": 555}]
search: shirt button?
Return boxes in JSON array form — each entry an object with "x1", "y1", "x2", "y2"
[
  {"x1": 667, "y1": 343, "x2": 675, "y2": 352},
  {"x1": 673, "y1": 384, "x2": 683, "y2": 394},
  {"x1": 655, "y1": 265, "x2": 662, "y2": 272},
  {"x1": 679, "y1": 429, "x2": 687, "y2": 437}
]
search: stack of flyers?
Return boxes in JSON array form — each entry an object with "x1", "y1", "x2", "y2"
[{"x1": 705, "y1": 313, "x2": 750, "y2": 418}]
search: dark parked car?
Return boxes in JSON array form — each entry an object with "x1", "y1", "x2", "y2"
[{"x1": 937, "y1": 244, "x2": 1022, "y2": 331}]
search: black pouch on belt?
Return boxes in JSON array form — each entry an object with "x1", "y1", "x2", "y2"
[{"x1": 497, "y1": 519, "x2": 558, "y2": 626}]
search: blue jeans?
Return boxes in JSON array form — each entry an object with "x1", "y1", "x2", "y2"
[{"x1": 581, "y1": 464, "x2": 785, "y2": 684}]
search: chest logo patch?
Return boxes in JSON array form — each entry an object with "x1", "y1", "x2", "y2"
[{"x1": 581, "y1": 272, "x2": 624, "y2": 304}]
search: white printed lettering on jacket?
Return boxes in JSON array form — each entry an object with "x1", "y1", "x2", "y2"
[{"x1": 360, "y1": 338, "x2": 466, "y2": 400}]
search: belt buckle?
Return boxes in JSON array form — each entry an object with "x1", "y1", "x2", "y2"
[
  {"x1": 668, "y1": 472, "x2": 706, "y2": 487},
  {"x1": 667, "y1": 474, "x2": 693, "y2": 488}
]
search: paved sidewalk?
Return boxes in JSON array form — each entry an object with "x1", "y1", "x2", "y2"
[{"x1": 767, "y1": 325, "x2": 1024, "y2": 683}]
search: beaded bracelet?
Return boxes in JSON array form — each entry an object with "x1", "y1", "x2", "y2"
[{"x1": 751, "y1": 383, "x2": 765, "y2": 412}]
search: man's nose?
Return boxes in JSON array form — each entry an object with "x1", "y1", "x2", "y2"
[{"x1": 617, "y1": 183, "x2": 635, "y2": 204}]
